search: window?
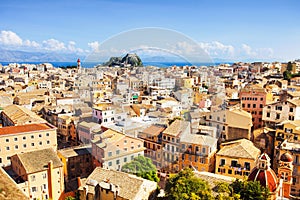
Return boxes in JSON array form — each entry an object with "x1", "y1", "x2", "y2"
[
  {"x1": 202, "y1": 147, "x2": 206, "y2": 154},
  {"x1": 124, "y1": 147, "x2": 127, "y2": 151},
  {"x1": 124, "y1": 140, "x2": 127, "y2": 144},
  {"x1": 108, "y1": 152, "x2": 112, "y2": 157},
  {"x1": 14, "y1": 137, "x2": 18, "y2": 141},
  {"x1": 31, "y1": 175, "x2": 36, "y2": 182},
  {"x1": 124, "y1": 157, "x2": 127, "y2": 162},
  {"x1": 47, "y1": 140, "x2": 50, "y2": 144},
  {"x1": 266, "y1": 112, "x2": 270, "y2": 117},
  {"x1": 116, "y1": 150, "x2": 120, "y2": 155},
  {"x1": 116, "y1": 160, "x2": 120, "y2": 165},
  {"x1": 245, "y1": 162, "x2": 250, "y2": 170},
  {"x1": 31, "y1": 186, "x2": 37, "y2": 192},
  {"x1": 5, "y1": 139, "x2": 9, "y2": 142},
  {"x1": 31, "y1": 135, "x2": 34, "y2": 139},
  {"x1": 39, "y1": 141, "x2": 42, "y2": 145},
  {"x1": 104, "y1": 119, "x2": 107, "y2": 122},
  {"x1": 290, "y1": 108, "x2": 294, "y2": 112},
  {"x1": 42, "y1": 173, "x2": 47, "y2": 179},
  {"x1": 42, "y1": 184, "x2": 47, "y2": 190},
  {"x1": 231, "y1": 160, "x2": 238, "y2": 167},
  {"x1": 108, "y1": 162, "x2": 112, "y2": 166},
  {"x1": 23, "y1": 136, "x2": 26, "y2": 140},
  {"x1": 247, "y1": 104, "x2": 251, "y2": 108},
  {"x1": 276, "y1": 106, "x2": 282, "y2": 111},
  {"x1": 15, "y1": 145, "x2": 18, "y2": 149},
  {"x1": 228, "y1": 169, "x2": 232, "y2": 174},
  {"x1": 253, "y1": 104, "x2": 256, "y2": 108},
  {"x1": 276, "y1": 114, "x2": 280, "y2": 120},
  {"x1": 260, "y1": 104, "x2": 263, "y2": 108},
  {"x1": 220, "y1": 159, "x2": 225, "y2": 166},
  {"x1": 0, "y1": 158, "x2": 2, "y2": 163},
  {"x1": 7, "y1": 156, "x2": 11, "y2": 160},
  {"x1": 131, "y1": 155, "x2": 134, "y2": 160},
  {"x1": 31, "y1": 143, "x2": 35, "y2": 146},
  {"x1": 242, "y1": 104, "x2": 245, "y2": 108},
  {"x1": 131, "y1": 146, "x2": 134, "y2": 150},
  {"x1": 6, "y1": 146, "x2": 9, "y2": 151},
  {"x1": 46, "y1": 133, "x2": 49, "y2": 136}
]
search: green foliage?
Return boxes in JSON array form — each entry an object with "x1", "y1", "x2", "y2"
[
  {"x1": 287, "y1": 61, "x2": 293, "y2": 72},
  {"x1": 165, "y1": 168, "x2": 214, "y2": 200},
  {"x1": 121, "y1": 156, "x2": 159, "y2": 182},
  {"x1": 164, "y1": 169, "x2": 270, "y2": 200},
  {"x1": 283, "y1": 70, "x2": 292, "y2": 80},
  {"x1": 230, "y1": 179, "x2": 270, "y2": 200}
]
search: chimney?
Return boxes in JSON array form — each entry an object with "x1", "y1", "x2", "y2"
[{"x1": 47, "y1": 160, "x2": 54, "y2": 200}]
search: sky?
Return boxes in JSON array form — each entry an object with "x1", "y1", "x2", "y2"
[{"x1": 0, "y1": 0, "x2": 299, "y2": 62}]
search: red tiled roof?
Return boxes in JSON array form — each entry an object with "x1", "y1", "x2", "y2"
[{"x1": 0, "y1": 123, "x2": 54, "y2": 136}]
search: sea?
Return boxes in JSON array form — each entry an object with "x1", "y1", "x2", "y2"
[{"x1": 0, "y1": 61, "x2": 228, "y2": 68}]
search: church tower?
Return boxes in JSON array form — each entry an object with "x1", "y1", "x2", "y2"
[{"x1": 277, "y1": 152, "x2": 293, "y2": 199}]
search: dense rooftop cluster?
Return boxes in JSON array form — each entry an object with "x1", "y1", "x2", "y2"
[{"x1": 0, "y1": 60, "x2": 300, "y2": 199}]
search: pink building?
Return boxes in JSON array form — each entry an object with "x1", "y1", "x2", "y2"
[{"x1": 240, "y1": 86, "x2": 266, "y2": 129}]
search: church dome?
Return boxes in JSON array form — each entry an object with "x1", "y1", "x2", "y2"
[
  {"x1": 248, "y1": 153, "x2": 278, "y2": 192},
  {"x1": 280, "y1": 152, "x2": 293, "y2": 162}
]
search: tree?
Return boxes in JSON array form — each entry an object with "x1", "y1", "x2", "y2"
[
  {"x1": 165, "y1": 168, "x2": 214, "y2": 200},
  {"x1": 287, "y1": 61, "x2": 293, "y2": 72},
  {"x1": 230, "y1": 179, "x2": 269, "y2": 200},
  {"x1": 121, "y1": 155, "x2": 159, "y2": 182},
  {"x1": 283, "y1": 70, "x2": 292, "y2": 80}
]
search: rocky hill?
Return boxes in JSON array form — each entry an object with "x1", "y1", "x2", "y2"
[{"x1": 103, "y1": 53, "x2": 143, "y2": 67}]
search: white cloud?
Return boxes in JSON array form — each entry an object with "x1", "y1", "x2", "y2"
[
  {"x1": 23, "y1": 39, "x2": 40, "y2": 48},
  {"x1": 88, "y1": 41, "x2": 100, "y2": 52},
  {"x1": 0, "y1": 30, "x2": 23, "y2": 46},
  {"x1": 42, "y1": 39, "x2": 66, "y2": 51},
  {"x1": 67, "y1": 41, "x2": 83, "y2": 53},
  {"x1": 199, "y1": 41, "x2": 235, "y2": 58}
]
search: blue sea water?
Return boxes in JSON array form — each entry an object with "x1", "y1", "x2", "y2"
[{"x1": 0, "y1": 61, "x2": 226, "y2": 68}]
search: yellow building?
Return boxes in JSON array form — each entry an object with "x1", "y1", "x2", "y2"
[
  {"x1": 274, "y1": 120, "x2": 300, "y2": 198},
  {"x1": 11, "y1": 148, "x2": 64, "y2": 200},
  {"x1": 215, "y1": 139, "x2": 261, "y2": 178},
  {"x1": 183, "y1": 78, "x2": 194, "y2": 88},
  {"x1": 0, "y1": 123, "x2": 57, "y2": 167},
  {"x1": 179, "y1": 132, "x2": 217, "y2": 172}
]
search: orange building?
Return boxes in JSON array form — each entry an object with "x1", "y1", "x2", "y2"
[{"x1": 138, "y1": 125, "x2": 166, "y2": 168}]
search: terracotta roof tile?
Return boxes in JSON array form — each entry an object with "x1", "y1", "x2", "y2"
[{"x1": 0, "y1": 123, "x2": 55, "y2": 136}]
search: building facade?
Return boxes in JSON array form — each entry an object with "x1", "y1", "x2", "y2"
[{"x1": 0, "y1": 123, "x2": 57, "y2": 167}]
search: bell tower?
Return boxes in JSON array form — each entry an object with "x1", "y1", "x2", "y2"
[{"x1": 278, "y1": 152, "x2": 293, "y2": 199}]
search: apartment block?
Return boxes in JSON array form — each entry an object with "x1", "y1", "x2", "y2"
[
  {"x1": 162, "y1": 119, "x2": 190, "y2": 172},
  {"x1": 263, "y1": 99, "x2": 300, "y2": 128},
  {"x1": 0, "y1": 123, "x2": 57, "y2": 167},
  {"x1": 215, "y1": 139, "x2": 260, "y2": 178},
  {"x1": 91, "y1": 129, "x2": 145, "y2": 170},
  {"x1": 10, "y1": 148, "x2": 64, "y2": 200},
  {"x1": 240, "y1": 85, "x2": 268, "y2": 129},
  {"x1": 179, "y1": 131, "x2": 217, "y2": 172},
  {"x1": 138, "y1": 124, "x2": 166, "y2": 168},
  {"x1": 58, "y1": 145, "x2": 93, "y2": 182}
]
